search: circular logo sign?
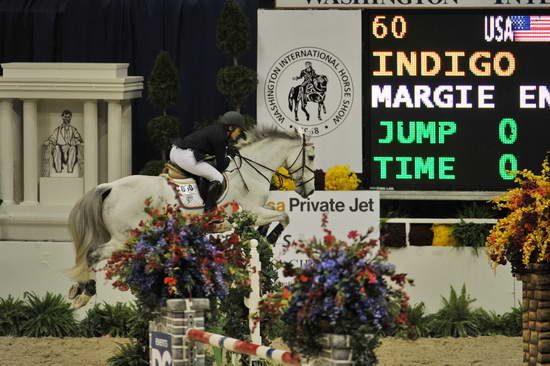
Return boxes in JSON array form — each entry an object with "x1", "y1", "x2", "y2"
[{"x1": 264, "y1": 47, "x2": 353, "y2": 137}]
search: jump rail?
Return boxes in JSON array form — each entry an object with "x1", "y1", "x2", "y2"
[
  {"x1": 186, "y1": 328, "x2": 301, "y2": 365},
  {"x1": 149, "y1": 298, "x2": 355, "y2": 366}
]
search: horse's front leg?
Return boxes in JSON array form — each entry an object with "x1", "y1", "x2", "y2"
[
  {"x1": 301, "y1": 99, "x2": 310, "y2": 121},
  {"x1": 250, "y1": 207, "x2": 290, "y2": 244}
]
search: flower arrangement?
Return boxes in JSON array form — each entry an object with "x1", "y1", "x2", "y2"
[
  {"x1": 255, "y1": 215, "x2": 411, "y2": 363},
  {"x1": 271, "y1": 167, "x2": 296, "y2": 191},
  {"x1": 103, "y1": 200, "x2": 232, "y2": 310},
  {"x1": 486, "y1": 155, "x2": 550, "y2": 274},
  {"x1": 325, "y1": 165, "x2": 361, "y2": 190}
]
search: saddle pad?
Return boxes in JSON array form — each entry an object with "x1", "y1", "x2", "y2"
[
  {"x1": 170, "y1": 179, "x2": 204, "y2": 209},
  {"x1": 169, "y1": 175, "x2": 229, "y2": 210}
]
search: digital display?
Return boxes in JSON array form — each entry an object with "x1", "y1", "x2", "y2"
[{"x1": 366, "y1": 12, "x2": 550, "y2": 191}]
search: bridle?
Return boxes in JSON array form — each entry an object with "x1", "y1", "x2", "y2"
[{"x1": 229, "y1": 135, "x2": 315, "y2": 193}]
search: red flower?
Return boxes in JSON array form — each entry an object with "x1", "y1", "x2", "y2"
[
  {"x1": 214, "y1": 253, "x2": 227, "y2": 264},
  {"x1": 367, "y1": 271, "x2": 378, "y2": 284},
  {"x1": 282, "y1": 287, "x2": 291, "y2": 299},
  {"x1": 324, "y1": 233, "x2": 336, "y2": 245},
  {"x1": 228, "y1": 232, "x2": 241, "y2": 245},
  {"x1": 299, "y1": 275, "x2": 310, "y2": 283},
  {"x1": 347, "y1": 230, "x2": 359, "y2": 239},
  {"x1": 164, "y1": 277, "x2": 177, "y2": 287}
]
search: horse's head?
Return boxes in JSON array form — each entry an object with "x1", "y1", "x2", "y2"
[
  {"x1": 313, "y1": 75, "x2": 328, "y2": 92},
  {"x1": 286, "y1": 131, "x2": 316, "y2": 199}
]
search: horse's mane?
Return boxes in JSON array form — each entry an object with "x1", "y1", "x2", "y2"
[{"x1": 235, "y1": 127, "x2": 301, "y2": 149}]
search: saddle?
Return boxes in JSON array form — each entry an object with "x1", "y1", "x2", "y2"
[{"x1": 161, "y1": 161, "x2": 228, "y2": 209}]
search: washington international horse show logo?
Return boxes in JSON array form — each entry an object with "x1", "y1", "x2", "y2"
[{"x1": 264, "y1": 47, "x2": 353, "y2": 137}]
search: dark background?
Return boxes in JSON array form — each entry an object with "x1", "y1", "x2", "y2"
[
  {"x1": 365, "y1": 10, "x2": 550, "y2": 191},
  {"x1": 0, "y1": 0, "x2": 267, "y2": 173}
]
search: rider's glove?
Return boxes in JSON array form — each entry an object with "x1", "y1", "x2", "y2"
[{"x1": 227, "y1": 145, "x2": 239, "y2": 158}]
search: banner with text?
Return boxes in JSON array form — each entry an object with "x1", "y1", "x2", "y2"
[
  {"x1": 257, "y1": 10, "x2": 363, "y2": 172},
  {"x1": 276, "y1": 0, "x2": 550, "y2": 9},
  {"x1": 267, "y1": 191, "x2": 380, "y2": 283}
]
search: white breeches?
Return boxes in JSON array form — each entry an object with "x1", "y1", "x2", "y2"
[{"x1": 169, "y1": 146, "x2": 223, "y2": 183}]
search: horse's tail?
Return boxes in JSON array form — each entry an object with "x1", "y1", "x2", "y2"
[
  {"x1": 65, "y1": 185, "x2": 112, "y2": 282},
  {"x1": 288, "y1": 87, "x2": 296, "y2": 111}
]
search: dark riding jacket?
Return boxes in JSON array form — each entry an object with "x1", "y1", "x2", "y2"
[{"x1": 172, "y1": 124, "x2": 230, "y2": 172}]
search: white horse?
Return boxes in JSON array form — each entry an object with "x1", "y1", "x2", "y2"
[{"x1": 66, "y1": 128, "x2": 316, "y2": 307}]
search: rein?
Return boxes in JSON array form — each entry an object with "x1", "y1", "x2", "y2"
[{"x1": 229, "y1": 136, "x2": 315, "y2": 190}]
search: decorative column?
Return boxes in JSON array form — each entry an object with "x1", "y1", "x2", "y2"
[
  {"x1": 121, "y1": 100, "x2": 132, "y2": 176},
  {"x1": 83, "y1": 100, "x2": 99, "y2": 193},
  {"x1": 21, "y1": 100, "x2": 39, "y2": 206},
  {"x1": 107, "y1": 100, "x2": 123, "y2": 182},
  {"x1": 0, "y1": 99, "x2": 15, "y2": 204}
]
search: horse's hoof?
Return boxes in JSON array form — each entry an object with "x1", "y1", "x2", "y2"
[
  {"x1": 73, "y1": 294, "x2": 92, "y2": 309},
  {"x1": 68, "y1": 283, "x2": 82, "y2": 300}
]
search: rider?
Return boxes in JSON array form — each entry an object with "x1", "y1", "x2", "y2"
[
  {"x1": 170, "y1": 111, "x2": 245, "y2": 212},
  {"x1": 293, "y1": 61, "x2": 318, "y2": 89}
]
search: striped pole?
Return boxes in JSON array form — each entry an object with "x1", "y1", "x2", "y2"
[{"x1": 186, "y1": 328, "x2": 302, "y2": 366}]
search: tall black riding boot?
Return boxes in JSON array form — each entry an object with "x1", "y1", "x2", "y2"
[{"x1": 204, "y1": 181, "x2": 223, "y2": 213}]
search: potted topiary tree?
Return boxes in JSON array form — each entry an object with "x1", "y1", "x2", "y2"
[
  {"x1": 140, "y1": 51, "x2": 181, "y2": 175},
  {"x1": 216, "y1": 0, "x2": 257, "y2": 126}
]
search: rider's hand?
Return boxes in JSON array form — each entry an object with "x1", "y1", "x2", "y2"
[{"x1": 227, "y1": 145, "x2": 239, "y2": 158}]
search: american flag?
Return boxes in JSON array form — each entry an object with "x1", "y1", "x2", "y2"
[{"x1": 512, "y1": 16, "x2": 550, "y2": 42}]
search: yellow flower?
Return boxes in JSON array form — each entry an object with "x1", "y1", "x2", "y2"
[
  {"x1": 325, "y1": 166, "x2": 361, "y2": 191},
  {"x1": 486, "y1": 156, "x2": 550, "y2": 272},
  {"x1": 272, "y1": 167, "x2": 296, "y2": 191}
]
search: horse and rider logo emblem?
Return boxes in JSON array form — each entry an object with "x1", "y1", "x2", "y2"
[{"x1": 264, "y1": 46, "x2": 353, "y2": 137}]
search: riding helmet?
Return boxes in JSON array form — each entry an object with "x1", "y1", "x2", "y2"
[{"x1": 219, "y1": 111, "x2": 246, "y2": 130}]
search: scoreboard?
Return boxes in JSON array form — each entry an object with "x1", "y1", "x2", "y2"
[{"x1": 366, "y1": 11, "x2": 550, "y2": 192}]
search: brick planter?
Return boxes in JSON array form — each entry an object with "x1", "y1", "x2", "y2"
[{"x1": 518, "y1": 264, "x2": 550, "y2": 366}]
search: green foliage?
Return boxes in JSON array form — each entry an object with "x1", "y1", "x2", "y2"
[
  {"x1": 216, "y1": 0, "x2": 250, "y2": 59},
  {"x1": 499, "y1": 303, "x2": 523, "y2": 336},
  {"x1": 472, "y1": 308, "x2": 504, "y2": 335},
  {"x1": 429, "y1": 285, "x2": 480, "y2": 337},
  {"x1": 139, "y1": 160, "x2": 166, "y2": 176},
  {"x1": 217, "y1": 65, "x2": 257, "y2": 110},
  {"x1": 455, "y1": 202, "x2": 494, "y2": 218},
  {"x1": 147, "y1": 51, "x2": 180, "y2": 112},
  {"x1": 0, "y1": 295, "x2": 29, "y2": 336},
  {"x1": 108, "y1": 342, "x2": 148, "y2": 366},
  {"x1": 21, "y1": 292, "x2": 78, "y2": 337},
  {"x1": 452, "y1": 220, "x2": 492, "y2": 251},
  {"x1": 79, "y1": 302, "x2": 135, "y2": 337},
  {"x1": 147, "y1": 115, "x2": 180, "y2": 161},
  {"x1": 107, "y1": 302, "x2": 153, "y2": 365},
  {"x1": 395, "y1": 302, "x2": 433, "y2": 339}
]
